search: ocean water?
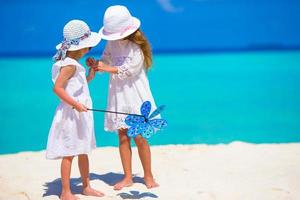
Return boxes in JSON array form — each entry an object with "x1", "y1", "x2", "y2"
[{"x1": 0, "y1": 51, "x2": 300, "y2": 154}]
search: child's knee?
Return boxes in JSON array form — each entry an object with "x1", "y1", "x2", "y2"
[
  {"x1": 118, "y1": 132, "x2": 131, "y2": 145},
  {"x1": 134, "y1": 136, "x2": 147, "y2": 147},
  {"x1": 119, "y1": 137, "x2": 131, "y2": 146}
]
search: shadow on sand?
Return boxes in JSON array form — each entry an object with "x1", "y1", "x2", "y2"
[
  {"x1": 43, "y1": 172, "x2": 158, "y2": 199},
  {"x1": 117, "y1": 190, "x2": 158, "y2": 199}
]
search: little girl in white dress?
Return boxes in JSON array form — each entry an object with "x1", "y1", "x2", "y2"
[
  {"x1": 47, "y1": 56, "x2": 95, "y2": 159},
  {"x1": 87, "y1": 5, "x2": 160, "y2": 190},
  {"x1": 46, "y1": 20, "x2": 104, "y2": 200}
]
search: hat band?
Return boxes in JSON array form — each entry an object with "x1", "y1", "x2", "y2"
[
  {"x1": 53, "y1": 30, "x2": 91, "y2": 61},
  {"x1": 103, "y1": 24, "x2": 137, "y2": 37},
  {"x1": 63, "y1": 30, "x2": 91, "y2": 45}
]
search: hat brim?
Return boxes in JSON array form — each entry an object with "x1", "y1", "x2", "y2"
[
  {"x1": 56, "y1": 32, "x2": 101, "y2": 51},
  {"x1": 99, "y1": 17, "x2": 141, "y2": 41}
]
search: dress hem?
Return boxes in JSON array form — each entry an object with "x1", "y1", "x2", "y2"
[
  {"x1": 46, "y1": 147, "x2": 96, "y2": 160},
  {"x1": 104, "y1": 125, "x2": 129, "y2": 133}
]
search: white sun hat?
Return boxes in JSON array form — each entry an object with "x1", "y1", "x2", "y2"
[
  {"x1": 54, "y1": 20, "x2": 101, "y2": 60},
  {"x1": 99, "y1": 5, "x2": 141, "y2": 41}
]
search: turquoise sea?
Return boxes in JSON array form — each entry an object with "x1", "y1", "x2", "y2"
[{"x1": 0, "y1": 51, "x2": 300, "y2": 154}]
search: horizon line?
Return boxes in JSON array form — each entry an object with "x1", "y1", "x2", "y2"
[{"x1": 1, "y1": 46, "x2": 300, "y2": 58}]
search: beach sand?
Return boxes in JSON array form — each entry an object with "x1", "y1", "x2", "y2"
[{"x1": 0, "y1": 142, "x2": 300, "y2": 200}]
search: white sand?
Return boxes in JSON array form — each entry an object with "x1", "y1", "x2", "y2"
[{"x1": 1, "y1": 142, "x2": 300, "y2": 200}]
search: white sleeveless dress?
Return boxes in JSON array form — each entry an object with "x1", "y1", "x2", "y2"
[
  {"x1": 101, "y1": 40, "x2": 158, "y2": 132},
  {"x1": 46, "y1": 57, "x2": 96, "y2": 159}
]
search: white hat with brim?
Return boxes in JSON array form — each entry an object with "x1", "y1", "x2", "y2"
[
  {"x1": 53, "y1": 20, "x2": 101, "y2": 61},
  {"x1": 99, "y1": 5, "x2": 141, "y2": 41},
  {"x1": 56, "y1": 32, "x2": 101, "y2": 51}
]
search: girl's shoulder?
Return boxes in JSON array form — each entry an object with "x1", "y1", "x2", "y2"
[
  {"x1": 51, "y1": 58, "x2": 83, "y2": 83},
  {"x1": 53, "y1": 57, "x2": 80, "y2": 68}
]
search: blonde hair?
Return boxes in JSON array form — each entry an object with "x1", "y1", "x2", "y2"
[{"x1": 125, "y1": 29, "x2": 152, "y2": 69}]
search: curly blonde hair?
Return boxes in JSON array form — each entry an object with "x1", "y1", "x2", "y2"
[{"x1": 124, "y1": 29, "x2": 152, "y2": 69}]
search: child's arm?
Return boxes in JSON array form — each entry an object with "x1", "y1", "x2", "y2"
[
  {"x1": 95, "y1": 47, "x2": 143, "y2": 78},
  {"x1": 86, "y1": 57, "x2": 116, "y2": 73},
  {"x1": 96, "y1": 61, "x2": 118, "y2": 74},
  {"x1": 53, "y1": 65, "x2": 87, "y2": 112}
]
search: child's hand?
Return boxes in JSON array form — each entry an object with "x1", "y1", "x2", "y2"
[
  {"x1": 73, "y1": 102, "x2": 88, "y2": 112},
  {"x1": 86, "y1": 57, "x2": 97, "y2": 68},
  {"x1": 96, "y1": 61, "x2": 108, "y2": 72},
  {"x1": 96, "y1": 61, "x2": 118, "y2": 74}
]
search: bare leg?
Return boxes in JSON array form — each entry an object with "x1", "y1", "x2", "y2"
[
  {"x1": 60, "y1": 156, "x2": 79, "y2": 200},
  {"x1": 113, "y1": 129, "x2": 133, "y2": 190},
  {"x1": 78, "y1": 154, "x2": 104, "y2": 197},
  {"x1": 134, "y1": 135, "x2": 159, "y2": 189}
]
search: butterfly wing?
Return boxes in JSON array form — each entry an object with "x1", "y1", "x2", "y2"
[
  {"x1": 127, "y1": 123, "x2": 141, "y2": 138},
  {"x1": 149, "y1": 119, "x2": 168, "y2": 130},
  {"x1": 140, "y1": 101, "x2": 151, "y2": 118},
  {"x1": 125, "y1": 115, "x2": 145, "y2": 126},
  {"x1": 149, "y1": 105, "x2": 166, "y2": 119},
  {"x1": 137, "y1": 123, "x2": 154, "y2": 139}
]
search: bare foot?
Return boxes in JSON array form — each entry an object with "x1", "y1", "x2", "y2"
[
  {"x1": 82, "y1": 186, "x2": 105, "y2": 197},
  {"x1": 60, "y1": 192, "x2": 79, "y2": 200},
  {"x1": 113, "y1": 178, "x2": 133, "y2": 190},
  {"x1": 144, "y1": 177, "x2": 159, "y2": 189}
]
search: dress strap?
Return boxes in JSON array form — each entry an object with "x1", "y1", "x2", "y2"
[{"x1": 60, "y1": 57, "x2": 80, "y2": 67}]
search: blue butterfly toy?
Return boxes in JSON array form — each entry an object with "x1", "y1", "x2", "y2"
[{"x1": 125, "y1": 101, "x2": 168, "y2": 139}]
